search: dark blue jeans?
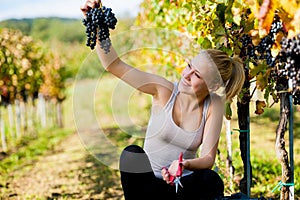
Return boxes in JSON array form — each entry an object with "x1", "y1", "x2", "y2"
[{"x1": 119, "y1": 145, "x2": 224, "y2": 200}]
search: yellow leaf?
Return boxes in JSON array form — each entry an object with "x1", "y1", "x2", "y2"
[
  {"x1": 255, "y1": 100, "x2": 266, "y2": 115},
  {"x1": 256, "y1": 72, "x2": 268, "y2": 90},
  {"x1": 258, "y1": 0, "x2": 278, "y2": 34},
  {"x1": 279, "y1": 0, "x2": 299, "y2": 17},
  {"x1": 246, "y1": 0, "x2": 260, "y2": 18}
]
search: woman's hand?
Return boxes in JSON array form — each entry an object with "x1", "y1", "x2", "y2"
[
  {"x1": 161, "y1": 167, "x2": 170, "y2": 184},
  {"x1": 80, "y1": 0, "x2": 100, "y2": 17},
  {"x1": 161, "y1": 160, "x2": 182, "y2": 184}
]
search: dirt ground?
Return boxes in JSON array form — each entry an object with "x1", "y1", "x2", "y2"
[{"x1": 1, "y1": 132, "x2": 124, "y2": 200}]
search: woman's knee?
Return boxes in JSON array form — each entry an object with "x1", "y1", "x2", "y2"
[
  {"x1": 123, "y1": 144, "x2": 145, "y2": 153},
  {"x1": 119, "y1": 145, "x2": 152, "y2": 173}
]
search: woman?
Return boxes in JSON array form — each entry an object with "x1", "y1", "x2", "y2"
[{"x1": 81, "y1": 1, "x2": 245, "y2": 199}]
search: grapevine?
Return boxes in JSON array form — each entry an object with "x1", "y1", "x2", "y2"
[
  {"x1": 240, "y1": 15, "x2": 284, "y2": 64},
  {"x1": 82, "y1": 3, "x2": 117, "y2": 53},
  {"x1": 274, "y1": 34, "x2": 300, "y2": 105},
  {"x1": 241, "y1": 15, "x2": 300, "y2": 105}
]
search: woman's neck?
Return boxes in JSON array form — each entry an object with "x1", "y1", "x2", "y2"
[{"x1": 176, "y1": 92, "x2": 207, "y2": 112}]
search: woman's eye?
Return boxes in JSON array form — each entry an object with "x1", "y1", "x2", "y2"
[
  {"x1": 187, "y1": 64, "x2": 192, "y2": 69},
  {"x1": 195, "y1": 73, "x2": 201, "y2": 79}
]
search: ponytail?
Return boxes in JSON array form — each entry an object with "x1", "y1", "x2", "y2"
[
  {"x1": 206, "y1": 49, "x2": 245, "y2": 101},
  {"x1": 225, "y1": 56, "x2": 245, "y2": 101}
]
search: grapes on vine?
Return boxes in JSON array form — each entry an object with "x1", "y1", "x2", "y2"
[
  {"x1": 82, "y1": 4, "x2": 117, "y2": 53},
  {"x1": 240, "y1": 14, "x2": 300, "y2": 105},
  {"x1": 275, "y1": 34, "x2": 300, "y2": 105},
  {"x1": 240, "y1": 15, "x2": 284, "y2": 63}
]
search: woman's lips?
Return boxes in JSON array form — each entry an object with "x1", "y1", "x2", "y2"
[{"x1": 181, "y1": 78, "x2": 190, "y2": 86}]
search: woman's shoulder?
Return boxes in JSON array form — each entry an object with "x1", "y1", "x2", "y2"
[
  {"x1": 152, "y1": 80, "x2": 175, "y2": 107},
  {"x1": 207, "y1": 93, "x2": 225, "y2": 115}
]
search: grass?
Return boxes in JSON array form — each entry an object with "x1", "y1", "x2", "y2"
[
  {"x1": 217, "y1": 101, "x2": 300, "y2": 199},
  {"x1": 0, "y1": 127, "x2": 72, "y2": 190}
]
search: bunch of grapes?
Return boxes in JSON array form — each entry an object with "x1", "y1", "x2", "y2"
[
  {"x1": 82, "y1": 4, "x2": 117, "y2": 53},
  {"x1": 240, "y1": 14, "x2": 300, "y2": 105},
  {"x1": 274, "y1": 34, "x2": 300, "y2": 105},
  {"x1": 241, "y1": 15, "x2": 284, "y2": 65}
]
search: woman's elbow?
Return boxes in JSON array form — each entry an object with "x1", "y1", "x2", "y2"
[{"x1": 205, "y1": 155, "x2": 216, "y2": 169}]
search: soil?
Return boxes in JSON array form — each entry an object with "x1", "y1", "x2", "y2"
[{"x1": 1, "y1": 132, "x2": 124, "y2": 200}]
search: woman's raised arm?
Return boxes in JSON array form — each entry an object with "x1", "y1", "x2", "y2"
[
  {"x1": 80, "y1": 0, "x2": 173, "y2": 97},
  {"x1": 97, "y1": 45, "x2": 173, "y2": 96}
]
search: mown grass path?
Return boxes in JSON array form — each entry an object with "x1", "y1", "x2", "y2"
[{"x1": 2, "y1": 132, "x2": 124, "y2": 200}]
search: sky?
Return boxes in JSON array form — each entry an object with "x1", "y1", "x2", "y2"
[{"x1": 0, "y1": 0, "x2": 144, "y2": 21}]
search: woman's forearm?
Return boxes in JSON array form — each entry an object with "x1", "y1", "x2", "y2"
[
  {"x1": 183, "y1": 155, "x2": 215, "y2": 171},
  {"x1": 95, "y1": 42, "x2": 119, "y2": 70}
]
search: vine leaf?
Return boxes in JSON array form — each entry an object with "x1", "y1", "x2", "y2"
[
  {"x1": 255, "y1": 100, "x2": 266, "y2": 115},
  {"x1": 256, "y1": 72, "x2": 269, "y2": 91},
  {"x1": 249, "y1": 62, "x2": 266, "y2": 78},
  {"x1": 279, "y1": 0, "x2": 299, "y2": 17},
  {"x1": 225, "y1": 102, "x2": 232, "y2": 120},
  {"x1": 258, "y1": 0, "x2": 278, "y2": 33}
]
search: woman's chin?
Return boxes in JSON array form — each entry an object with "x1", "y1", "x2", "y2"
[{"x1": 178, "y1": 84, "x2": 194, "y2": 95}]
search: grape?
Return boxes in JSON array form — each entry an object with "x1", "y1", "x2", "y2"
[
  {"x1": 275, "y1": 34, "x2": 300, "y2": 105},
  {"x1": 240, "y1": 14, "x2": 300, "y2": 105},
  {"x1": 82, "y1": 5, "x2": 117, "y2": 53}
]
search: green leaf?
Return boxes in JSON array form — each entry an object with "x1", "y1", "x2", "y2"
[
  {"x1": 200, "y1": 0, "x2": 207, "y2": 5},
  {"x1": 220, "y1": 46, "x2": 233, "y2": 56},
  {"x1": 215, "y1": 35, "x2": 227, "y2": 48},
  {"x1": 214, "y1": 26, "x2": 226, "y2": 36},
  {"x1": 197, "y1": 36, "x2": 205, "y2": 44},
  {"x1": 201, "y1": 38, "x2": 212, "y2": 49},
  {"x1": 194, "y1": 20, "x2": 202, "y2": 30},
  {"x1": 225, "y1": 102, "x2": 232, "y2": 120},
  {"x1": 244, "y1": 19, "x2": 255, "y2": 33},
  {"x1": 216, "y1": 3, "x2": 226, "y2": 24},
  {"x1": 187, "y1": 22, "x2": 194, "y2": 33}
]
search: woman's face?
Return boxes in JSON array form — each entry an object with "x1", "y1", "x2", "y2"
[{"x1": 178, "y1": 58, "x2": 209, "y2": 96}]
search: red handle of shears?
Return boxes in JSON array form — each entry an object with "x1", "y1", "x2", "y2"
[
  {"x1": 177, "y1": 152, "x2": 183, "y2": 177},
  {"x1": 168, "y1": 152, "x2": 183, "y2": 183}
]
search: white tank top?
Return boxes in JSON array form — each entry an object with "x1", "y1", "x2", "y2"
[{"x1": 143, "y1": 82, "x2": 210, "y2": 178}]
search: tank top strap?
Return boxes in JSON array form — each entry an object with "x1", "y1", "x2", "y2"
[
  {"x1": 202, "y1": 96, "x2": 211, "y2": 122},
  {"x1": 164, "y1": 82, "x2": 179, "y2": 112}
]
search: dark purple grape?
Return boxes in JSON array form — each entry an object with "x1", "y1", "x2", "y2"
[
  {"x1": 82, "y1": 5, "x2": 117, "y2": 53},
  {"x1": 240, "y1": 14, "x2": 300, "y2": 105}
]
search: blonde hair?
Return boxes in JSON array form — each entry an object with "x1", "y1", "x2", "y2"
[{"x1": 206, "y1": 49, "x2": 245, "y2": 101}]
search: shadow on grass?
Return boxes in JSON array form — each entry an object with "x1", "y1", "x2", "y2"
[
  {"x1": 80, "y1": 153, "x2": 123, "y2": 199},
  {"x1": 76, "y1": 126, "x2": 145, "y2": 199}
]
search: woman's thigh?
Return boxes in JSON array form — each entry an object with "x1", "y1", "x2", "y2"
[
  {"x1": 178, "y1": 169, "x2": 224, "y2": 200},
  {"x1": 119, "y1": 145, "x2": 177, "y2": 199}
]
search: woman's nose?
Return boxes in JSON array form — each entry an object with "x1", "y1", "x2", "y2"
[{"x1": 183, "y1": 68, "x2": 194, "y2": 79}]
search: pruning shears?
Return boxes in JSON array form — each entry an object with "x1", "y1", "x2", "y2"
[{"x1": 163, "y1": 152, "x2": 184, "y2": 193}]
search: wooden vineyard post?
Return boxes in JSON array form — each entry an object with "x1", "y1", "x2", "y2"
[
  {"x1": 15, "y1": 99, "x2": 21, "y2": 138},
  {"x1": 38, "y1": 93, "x2": 46, "y2": 128},
  {"x1": 7, "y1": 104, "x2": 14, "y2": 138},
  {"x1": 236, "y1": 63, "x2": 252, "y2": 197},
  {"x1": 0, "y1": 106, "x2": 8, "y2": 152},
  {"x1": 56, "y1": 101, "x2": 63, "y2": 128},
  {"x1": 288, "y1": 91, "x2": 294, "y2": 200},
  {"x1": 225, "y1": 117, "x2": 234, "y2": 190}
]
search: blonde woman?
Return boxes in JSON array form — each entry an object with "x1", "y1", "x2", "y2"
[{"x1": 81, "y1": 1, "x2": 245, "y2": 199}]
